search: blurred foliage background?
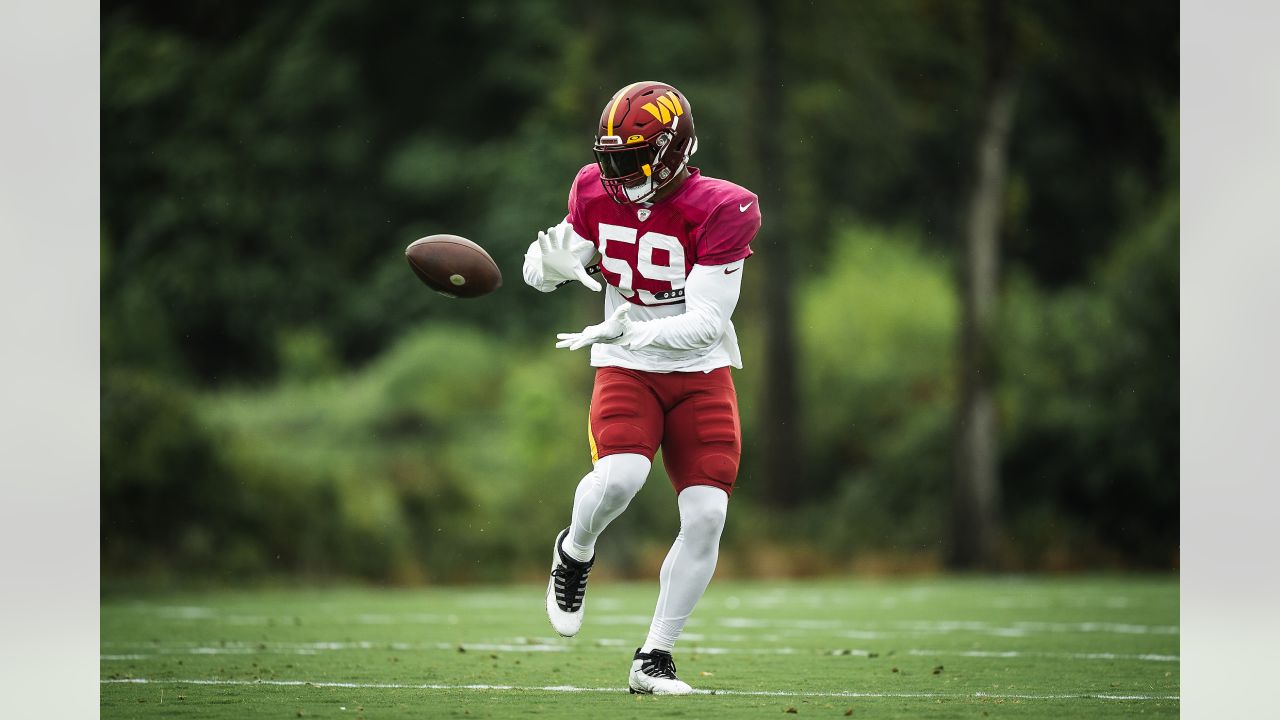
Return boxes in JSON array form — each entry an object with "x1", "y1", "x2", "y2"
[{"x1": 101, "y1": 0, "x2": 1178, "y2": 585}]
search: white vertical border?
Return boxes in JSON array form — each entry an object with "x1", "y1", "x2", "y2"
[
  {"x1": 1182, "y1": 0, "x2": 1280, "y2": 716},
  {"x1": 0, "y1": 1, "x2": 100, "y2": 717}
]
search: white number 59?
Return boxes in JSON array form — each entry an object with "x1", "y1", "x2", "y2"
[{"x1": 598, "y1": 223, "x2": 686, "y2": 305}]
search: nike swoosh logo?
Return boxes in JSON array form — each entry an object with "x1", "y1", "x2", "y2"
[
  {"x1": 739, "y1": 201, "x2": 754, "y2": 212},
  {"x1": 724, "y1": 266, "x2": 740, "y2": 275}
]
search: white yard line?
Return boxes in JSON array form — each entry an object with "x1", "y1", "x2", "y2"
[
  {"x1": 96, "y1": 644, "x2": 832, "y2": 657},
  {"x1": 100, "y1": 677, "x2": 1178, "y2": 702},
  {"x1": 1010, "y1": 621, "x2": 1179, "y2": 635},
  {"x1": 99, "y1": 641, "x2": 571, "y2": 655},
  {"x1": 888, "y1": 620, "x2": 1178, "y2": 636},
  {"x1": 906, "y1": 649, "x2": 1179, "y2": 662}
]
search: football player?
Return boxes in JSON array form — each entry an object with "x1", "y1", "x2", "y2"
[{"x1": 523, "y1": 81, "x2": 761, "y2": 695}]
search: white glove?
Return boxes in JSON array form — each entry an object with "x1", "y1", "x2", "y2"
[
  {"x1": 556, "y1": 305, "x2": 633, "y2": 351},
  {"x1": 538, "y1": 224, "x2": 602, "y2": 291}
]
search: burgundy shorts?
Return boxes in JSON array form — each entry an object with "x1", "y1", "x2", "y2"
[{"x1": 588, "y1": 366, "x2": 741, "y2": 495}]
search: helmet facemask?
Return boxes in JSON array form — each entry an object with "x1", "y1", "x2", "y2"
[{"x1": 594, "y1": 121, "x2": 695, "y2": 205}]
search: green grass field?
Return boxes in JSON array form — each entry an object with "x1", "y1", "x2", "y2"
[{"x1": 101, "y1": 576, "x2": 1178, "y2": 718}]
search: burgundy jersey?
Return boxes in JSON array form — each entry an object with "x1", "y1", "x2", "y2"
[
  {"x1": 566, "y1": 163, "x2": 760, "y2": 372},
  {"x1": 567, "y1": 164, "x2": 760, "y2": 308}
]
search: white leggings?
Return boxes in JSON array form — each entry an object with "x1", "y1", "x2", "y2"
[{"x1": 564, "y1": 453, "x2": 729, "y2": 652}]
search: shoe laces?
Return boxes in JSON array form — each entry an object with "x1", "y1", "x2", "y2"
[
  {"x1": 638, "y1": 649, "x2": 679, "y2": 680},
  {"x1": 552, "y1": 556, "x2": 591, "y2": 612}
]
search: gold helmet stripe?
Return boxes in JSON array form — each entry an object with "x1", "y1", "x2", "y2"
[{"x1": 607, "y1": 82, "x2": 642, "y2": 136}]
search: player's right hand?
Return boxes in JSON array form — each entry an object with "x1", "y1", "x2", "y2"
[
  {"x1": 538, "y1": 224, "x2": 602, "y2": 292},
  {"x1": 555, "y1": 304, "x2": 633, "y2": 351}
]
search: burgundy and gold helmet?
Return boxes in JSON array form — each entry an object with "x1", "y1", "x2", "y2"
[{"x1": 593, "y1": 81, "x2": 698, "y2": 204}]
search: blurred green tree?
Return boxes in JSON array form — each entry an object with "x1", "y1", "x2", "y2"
[
  {"x1": 951, "y1": 0, "x2": 1018, "y2": 570},
  {"x1": 100, "y1": 0, "x2": 1179, "y2": 579}
]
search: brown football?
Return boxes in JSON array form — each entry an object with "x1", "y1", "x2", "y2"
[{"x1": 404, "y1": 234, "x2": 503, "y2": 299}]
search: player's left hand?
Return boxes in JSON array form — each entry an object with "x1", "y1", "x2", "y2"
[{"x1": 556, "y1": 305, "x2": 633, "y2": 351}]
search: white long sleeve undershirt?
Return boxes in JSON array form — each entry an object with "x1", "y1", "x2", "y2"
[{"x1": 623, "y1": 260, "x2": 744, "y2": 352}]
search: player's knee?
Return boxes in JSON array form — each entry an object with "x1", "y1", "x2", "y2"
[
  {"x1": 599, "y1": 476, "x2": 642, "y2": 507},
  {"x1": 679, "y1": 486, "x2": 728, "y2": 550},
  {"x1": 686, "y1": 500, "x2": 727, "y2": 530},
  {"x1": 597, "y1": 453, "x2": 650, "y2": 503}
]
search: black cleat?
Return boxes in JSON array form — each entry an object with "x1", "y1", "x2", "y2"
[
  {"x1": 628, "y1": 647, "x2": 693, "y2": 695},
  {"x1": 545, "y1": 528, "x2": 594, "y2": 637}
]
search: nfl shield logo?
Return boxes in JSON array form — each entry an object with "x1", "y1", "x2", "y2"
[{"x1": 636, "y1": 208, "x2": 651, "y2": 222}]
